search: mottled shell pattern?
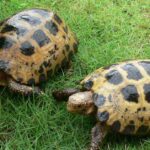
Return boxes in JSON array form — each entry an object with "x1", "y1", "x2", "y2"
[
  {"x1": 0, "y1": 9, "x2": 78, "y2": 85},
  {"x1": 81, "y1": 60, "x2": 150, "y2": 135}
]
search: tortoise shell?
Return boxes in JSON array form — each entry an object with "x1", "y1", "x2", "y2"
[
  {"x1": 81, "y1": 60, "x2": 150, "y2": 135},
  {"x1": 0, "y1": 9, "x2": 78, "y2": 86}
]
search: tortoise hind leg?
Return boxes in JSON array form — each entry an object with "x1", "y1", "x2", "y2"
[
  {"x1": 90, "y1": 123, "x2": 108, "y2": 150},
  {"x1": 8, "y1": 78, "x2": 43, "y2": 95}
]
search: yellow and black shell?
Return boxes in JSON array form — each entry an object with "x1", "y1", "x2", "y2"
[
  {"x1": 0, "y1": 9, "x2": 78, "y2": 85},
  {"x1": 81, "y1": 60, "x2": 150, "y2": 135}
]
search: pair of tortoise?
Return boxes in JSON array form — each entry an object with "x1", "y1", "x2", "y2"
[{"x1": 1, "y1": 8, "x2": 150, "y2": 150}]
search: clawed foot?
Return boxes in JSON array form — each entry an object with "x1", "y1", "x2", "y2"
[{"x1": 89, "y1": 123, "x2": 107, "y2": 150}]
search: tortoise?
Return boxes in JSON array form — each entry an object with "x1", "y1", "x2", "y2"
[
  {"x1": 0, "y1": 8, "x2": 78, "y2": 95},
  {"x1": 53, "y1": 59, "x2": 150, "y2": 150}
]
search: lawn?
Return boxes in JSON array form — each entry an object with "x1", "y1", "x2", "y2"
[{"x1": 0, "y1": 0, "x2": 150, "y2": 149}]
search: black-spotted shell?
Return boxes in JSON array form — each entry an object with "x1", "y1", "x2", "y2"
[
  {"x1": 0, "y1": 9, "x2": 78, "y2": 85},
  {"x1": 81, "y1": 60, "x2": 150, "y2": 135}
]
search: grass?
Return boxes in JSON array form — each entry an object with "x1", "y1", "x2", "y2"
[{"x1": 0, "y1": 0, "x2": 150, "y2": 149}]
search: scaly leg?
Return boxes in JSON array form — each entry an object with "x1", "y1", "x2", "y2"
[
  {"x1": 90, "y1": 123, "x2": 108, "y2": 150},
  {"x1": 8, "y1": 78, "x2": 43, "y2": 95},
  {"x1": 52, "y1": 88, "x2": 81, "y2": 102}
]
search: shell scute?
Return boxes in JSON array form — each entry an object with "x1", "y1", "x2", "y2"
[
  {"x1": 20, "y1": 41, "x2": 35, "y2": 56},
  {"x1": 1, "y1": 24, "x2": 16, "y2": 33},
  {"x1": 105, "y1": 69, "x2": 123, "y2": 85},
  {"x1": 122, "y1": 63, "x2": 143, "y2": 80},
  {"x1": 20, "y1": 14, "x2": 41, "y2": 26},
  {"x1": 0, "y1": 36, "x2": 15, "y2": 49},
  {"x1": 139, "y1": 61, "x2": 150, "y2": 75},
  {"x1": 143, "y1": 84, "x2": 150, "y2": 103},
  {"x1": 32, "y1": 29, "x2": 50, "y2": 47},
  {"x1": 45, "y1": 20, "x2": 58, "y2": 36},
  {"x1": 121, "y1": 85, "x2": 139, "y2": 103}
]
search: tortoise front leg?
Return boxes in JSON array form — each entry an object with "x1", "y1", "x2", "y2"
[
  {"x1": 52, "y1": 88, "x2": 81, "y2": 101},
  {"x1": 90, "y1": 123, "x2": 108, "y2": 150},
  {"x1": 8, "y1": 78, "x2": 43, "y2": 95}
]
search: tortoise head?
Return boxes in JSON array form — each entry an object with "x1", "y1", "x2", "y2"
[{"x1": 67, "y1": 91, "x2": 96, "y2": 115}]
